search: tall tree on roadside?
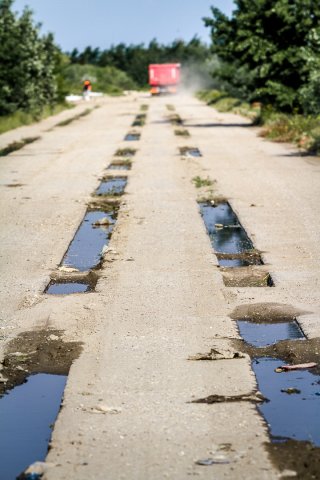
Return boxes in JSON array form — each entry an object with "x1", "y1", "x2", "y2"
[{"x1": 204, "y1": 0, "x2": 320, "y2": 112}]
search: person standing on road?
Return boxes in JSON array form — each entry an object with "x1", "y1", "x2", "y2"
[{"x1": 83, "y1": 80, "x2": 92, "y2": 101}]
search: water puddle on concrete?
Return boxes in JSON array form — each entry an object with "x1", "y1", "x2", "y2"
[
  {"x1": 199, "y1": 201, "x2": 272, "y2": 286},
  {"x1": 46, "y1": 281, "x2": 90, "y2": 295},
  {"x1": 95, "y1": 177, "x2": 127, "y2": 196},
  {"x1": 252, "y1": 357, "x2": 320, "y2": 445},
  {"x1": 199, "y1": 202, "x2": 254, "y2": 257},
  {"x1": 0, "y1": 373, "x2": 66, "y2": 480},
  {"x1": 61, "y1": 210, "x2": 116, "y2": 271},
  {"x1": 114, "y1": 148, "x2": 136, "y2": 158},
  {"x1": 237, "y1": 319, "x2": 305, "y2": 347},
  {"x1": 180, "y1": 146, "x2": 202, "y2": 157},
  {"x1": 231, "y1": 305, "x2": 320, "y2": 475},
  {"x1": 124, "y1": 132, "x2": 140, "y2": 141}
]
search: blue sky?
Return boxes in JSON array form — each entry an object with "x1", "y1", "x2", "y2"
[{"x1": 13, "y1": 0, "x2": 235, "y2": 51}]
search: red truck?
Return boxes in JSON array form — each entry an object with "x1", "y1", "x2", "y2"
[{"x1": 148, "y1": 63, "x2": 181, "y2": 95}]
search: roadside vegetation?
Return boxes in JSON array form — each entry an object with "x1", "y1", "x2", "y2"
[{"x1": 201, "y1": 0, "x2": 320, "y2": 155}]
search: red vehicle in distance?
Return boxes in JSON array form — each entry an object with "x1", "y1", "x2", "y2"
[{"x1": 148, "y1": 64, "x2": 181, "y2": 95}]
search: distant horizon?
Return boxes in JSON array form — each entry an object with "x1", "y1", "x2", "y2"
[{"x1": 13, "y1": 0, "x2": 235, "y2": 51}]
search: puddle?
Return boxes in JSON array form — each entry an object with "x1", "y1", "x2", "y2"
[
  {"x1": 61, "y1": 210, "x2": 116, "y2": 271},
  {"x1": 199, "y1": 202, "x2": 254, "y2": 256},
  {"x1": 230, "y1": 305, "x2": 320, "y2": 476},
  {"x1": 46, "y1": 281, "x2": 90, "y2": 295},
  {"x1": 237, "y1": 319, "x2": 305, "y2": 347},
  {"x1": 253, "y1": 357, "x2": 320, "y2": 445},
  {"x1": 95, "y1": 177, "x2": 127, "y2": 196},
  {"x1": 124, "y1": 133, "x2": 140, "y2": 141},
  {"x1": 0, "y1": 330, "x2": 82, "y2": 478},
  {"x1": 180, "y1": 146, "x2": 202, "y2": 157},
  {"x1": 0, "y1": 374, "x2": 66, "y2": 480}
]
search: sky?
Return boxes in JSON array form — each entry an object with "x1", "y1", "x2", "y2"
[{"x1": 13, "y1": 0, "x2": 235, "y2": 52}]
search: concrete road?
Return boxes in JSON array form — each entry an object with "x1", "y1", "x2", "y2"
[{"x1": 0, "y1": 92, "x2": 319, "y2": 479}]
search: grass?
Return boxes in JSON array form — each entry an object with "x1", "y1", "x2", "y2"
[
  {"x1": 132, "y1": 113, "x2": 146, "y2": 127},
  {"x1": 166, "y1": 104, "x2": 175, "y2": 111},
  {"x1": 192, "y1": 176, "x2": 214, "y2": 188},
  {"x1": 55, "y1": 108, "x2": 93, "y2": 127},
  {"x1": 169, "y1": 114, "x2": 183, "y2": 126},
  {"x1": 197, "y1": 89, "x2": 320, "y2": 155},
  {"x1": 140, "y1": 104, "x2": 149, "y2": 111},
  {"x1": 114, "y1": 148, "x2": 136, "y2": 157},
  {"x1": 175, "y1": 129, "x2": 190, "y2": 137},
  {"x1": 0, "y1": 136, "x2": 40, "y2": 157},
  {"x1": 0, "y1": 103, "x2": 74, "y2": 135}
]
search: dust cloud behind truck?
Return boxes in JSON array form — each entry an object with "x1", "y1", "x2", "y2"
[{"x1": 148, "y1": 64, "x2": 181, "y2": 95}]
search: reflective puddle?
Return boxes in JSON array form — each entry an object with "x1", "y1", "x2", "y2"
[
  {"x1": 95, "y1": 177, "x2": 127, "y2": 196},
  {"x1": 46, "y1": 282, "x2": 90, "y2": 295},
  {"x1": 180, "y1": 147, "x2": 202, "y2": 157},
  {"x1": 61, "y1": 210, "x2": 116, "y2": 271},
  {"x1": 0, "y1": 374, "x2": 66, "y2": 480},
  {"x1": 237, "y1": 320, "x2": 305, "y2": 347},
  {"x1": 124, "y1": 133, "x2": 140, "y2": 141},
  {"x1": 253, "y1": 357, "x2": 320, "y2": 445}
]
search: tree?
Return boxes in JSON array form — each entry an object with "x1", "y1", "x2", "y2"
[{"x1": 204, "y1": 0, "x2": 320, "y2": 112}]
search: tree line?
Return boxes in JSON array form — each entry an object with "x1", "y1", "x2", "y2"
[{"x1": 1, "y1": 0, "x2": 319, "y2": 119}]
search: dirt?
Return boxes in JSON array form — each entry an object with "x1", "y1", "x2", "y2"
[
  {"x1": 0, "y1": 330, "x2": 82, "y2": 396},
  {"x1": 267, "y1": 440, "x2": 320, "y2": 480}
]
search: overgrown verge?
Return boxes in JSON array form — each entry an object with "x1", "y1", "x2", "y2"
[
  {"x1": 0, "y1": 103, "x2": 74, "y2": 135},
  {"x1": 197, "y1": 90, "x2": 320, "y2": 155}
]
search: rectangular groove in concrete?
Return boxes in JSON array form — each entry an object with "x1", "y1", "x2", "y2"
[
  {"x1": 95, "y1": 177, "x2": 127, "y2": 196},
  {"x1": 0, "y1": 373, "x2": 67, "y2": 480},
  {"x1": 124, "y1": 133, "x2": 140, "y2": 141}
]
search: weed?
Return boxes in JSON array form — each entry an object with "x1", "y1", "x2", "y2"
[
  {"x1": 55, "y1": 108, "x2": 92, "y2": 127},
  {"x1": 192, "y1": 176, "x2": 214, "y2": 188},
  {"x1": 140, "y1": 104, "x2": 149, "y2": 111},
  {"x1": 0, "y1": 136, "x2": 40, "y2": 157},
  {"x1": 132, "y1": 113, "x2": 146, "y2": 127},
  {"x1": 114, "y1": 148, "x2": 136, "y2": 157},
  {"x1": 166, "y1": 104, "x2": 175, "y2": 111},
  {"x1": 175, "y1": 129, "x2": 190, "y2": 137},
  {"x1": 169, "y1": 114, "x2": 183, "y2": 126}
]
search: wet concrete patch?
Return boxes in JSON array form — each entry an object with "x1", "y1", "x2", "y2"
[
  {"x1": 180, "y1": 146, "x2": 202, "y2": 157},
  {"x1": 0, "y1": 330, "x2": 82, "y2": 479},
  {"x1": 124, "y1": 132, "x2": 140, "y2": 141},
  {"x1": 95, "y1": 177, "x2": 127, "y2": 196}
]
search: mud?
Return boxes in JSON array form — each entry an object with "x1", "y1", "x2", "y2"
[
  {"x1": 230, "y1": 303, "x2": 308, "y2": 323},
  {"x1": 174, "y1": 129, "x2": 190, "y2": 137},
  {"x1": 107, "y1": 159, "x2": 132, "y2": 170},
  {"x1": 114, "y1": 148, "x2": 136, "y2": 158},
  {"x1": 192, "y1": 391, "x2": 265, "y2": 404},
  {"x1": 221, "y1": 266, "x2": 273, "y2": 287},
  {"x1": 233, "y1": 337, "x2": 320, "y2": 374},
  {"x1": 54, "y1": 108, "x2": 92, "y2": 128},
  {"x1": 169, "y1": 114, "x2": 183, "y2": 125},
  {"x1": 216, "y1": 252, "x2": 262, "y2": 267},
  {"x1": 267, "y1": 440, "x2": 320, "y2": 480},
  {"x1": 188, "y1": 348, "x2": 245, "y2": 361},
  {"x1": 0, "y1": 329, "x2": 82, "y2": 395}
]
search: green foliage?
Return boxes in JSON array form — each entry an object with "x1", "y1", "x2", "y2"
[
  {"x1": 204, "y1": 0, "x2": 320, "y2": 113},
  {"x1": 61, "y1": 64, "x2": 136, "y2": 95},
  {"x1": 69, "y1": 38, "x2": 211, "y2": 87},
  {"x1": 0, "y1": 0, "x2": 59, "y2": 116},
  {"x1": 192, "y1": 176, "x2": 214, "y2": 188}
]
